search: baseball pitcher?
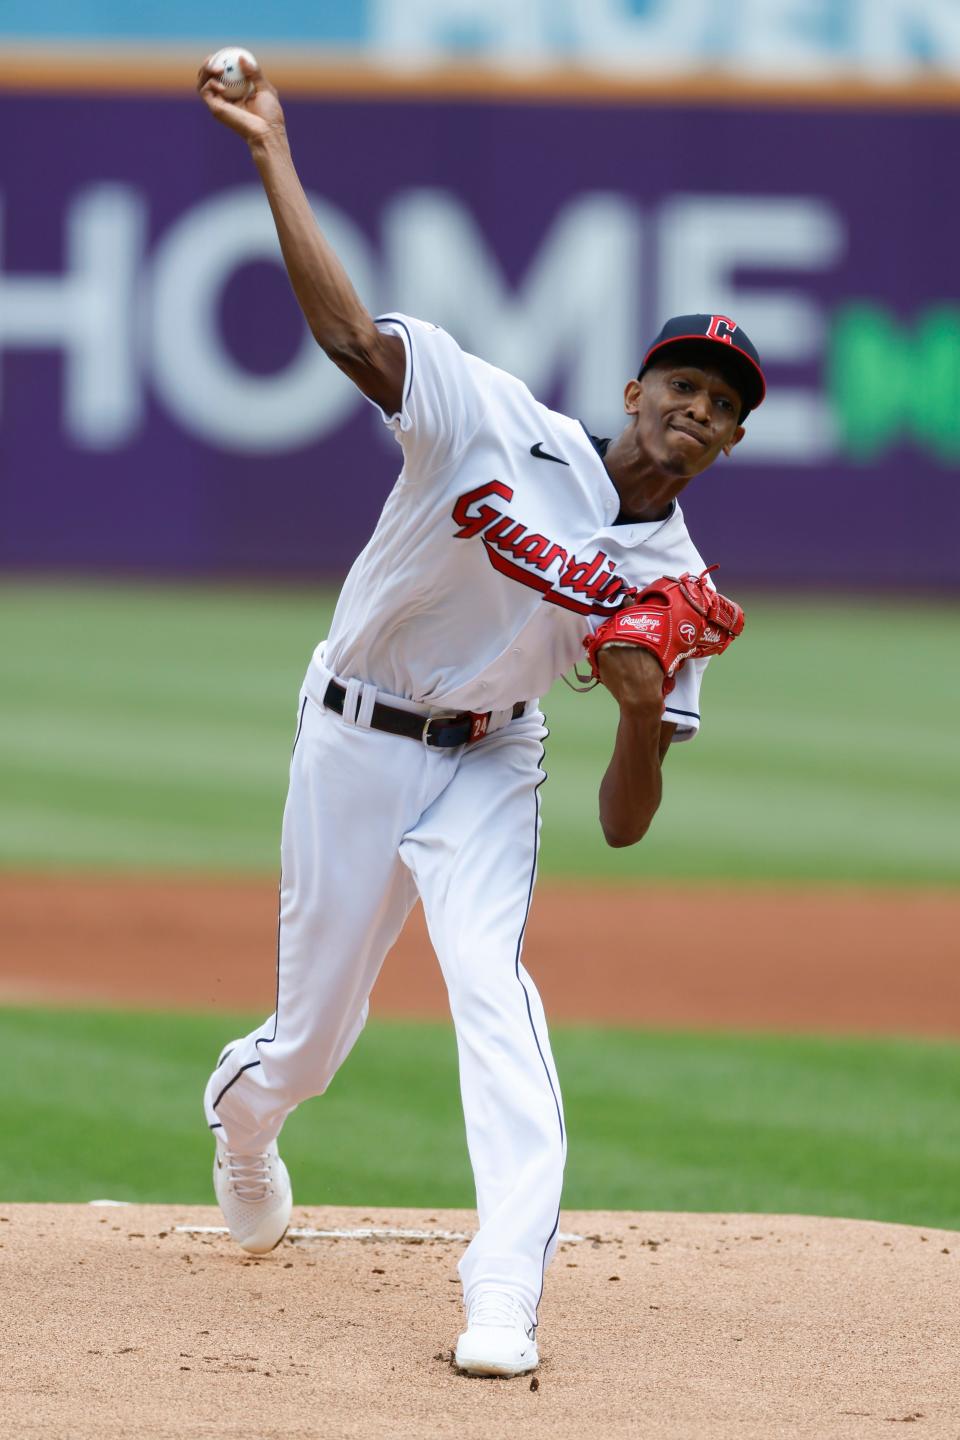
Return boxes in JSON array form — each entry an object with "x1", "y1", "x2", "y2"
[{"x1": 196, "y1": 54, "x2": 762, "y2": 1379}]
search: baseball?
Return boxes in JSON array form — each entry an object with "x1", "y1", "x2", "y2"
[{"x1": 209, "y1": 46, "x2": 257, "y2": 100}]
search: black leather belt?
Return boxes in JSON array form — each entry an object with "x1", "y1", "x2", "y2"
[{"x1": 323, "y1": 681, "x2": 526, "y2": 749}]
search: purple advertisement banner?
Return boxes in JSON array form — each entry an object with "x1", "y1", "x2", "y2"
[{"x1": 1, "y1": 92, "x2": 957, "y2": 586}]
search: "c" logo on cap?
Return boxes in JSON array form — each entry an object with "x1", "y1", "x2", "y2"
[{"x1": 706, "y1": 315, "x2": 737, "y2": 344}]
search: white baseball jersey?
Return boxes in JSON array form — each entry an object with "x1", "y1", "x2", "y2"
[{"x1": 321, "y1": 313, "x2": 710, "y2": 739}]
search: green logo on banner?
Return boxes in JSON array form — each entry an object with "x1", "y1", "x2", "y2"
[{"x1": 828, "y1": 304, "x2": 960, "y2": 463}]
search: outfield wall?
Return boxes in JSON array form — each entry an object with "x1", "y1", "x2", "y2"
[
  {"x1": 1, "y1": 79, "x2": 957, "y2": 586},
  {"x1": 5, "y1": 0, "x2": 960, "y2": 77}
]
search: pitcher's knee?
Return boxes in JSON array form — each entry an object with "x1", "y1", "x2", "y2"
[{"x1": 442, "y1": 945, "x2": 521, "y2": 1013}]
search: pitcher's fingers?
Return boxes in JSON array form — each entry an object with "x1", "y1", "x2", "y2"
[
  {"x1": 196, "y1": 55, "x2": 222, "y2": 90},
  {"x1": 198, "y1": 54, "x2": 223, "y2": 82},
  {"x1": 198, "y1": 78, "x2": 233, "y2": 116},
  {"x1": 237, "y1": 52, "x2": 277, "y2": 97}
]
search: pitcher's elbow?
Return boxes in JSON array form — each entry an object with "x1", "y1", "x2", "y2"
[{"x1": 601, "y1": 817, "x2": 650, "y2": 848}]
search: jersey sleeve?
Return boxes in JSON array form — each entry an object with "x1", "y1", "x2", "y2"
[
  {"x1": 663, "y1": 656, "x2": 707, "y2": 742},
  {"x1": 369, "y1": 312, "x2": 485, "y2": 479}
]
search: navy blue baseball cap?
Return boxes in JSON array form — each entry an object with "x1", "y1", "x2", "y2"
[{"x1": 638, "y1": 314, "x2": 766, "y2": 420}]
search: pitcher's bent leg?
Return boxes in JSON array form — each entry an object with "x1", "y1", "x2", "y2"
[
  {"x1": 401, "y1": 714, "x2": 565, "y2": 1325},
  {"x1": 205, "y1": 695, "x2": 420, "y2": 1153}
]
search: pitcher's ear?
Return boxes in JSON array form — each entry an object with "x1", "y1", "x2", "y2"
[{"x1": 723, "y1": 425, "x2": 746, "y2": 457}]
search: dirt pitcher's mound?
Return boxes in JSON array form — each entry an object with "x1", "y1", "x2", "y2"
[{"x1": 3, "y1": 1205, "x2": 957, "y2": 1439}]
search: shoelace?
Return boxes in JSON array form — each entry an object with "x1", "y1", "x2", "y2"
[
  {"x1": 468, "y1": 1290, "x2": 534, "y2": 1335},
  {"x1": 225, "y1": 1150, "x2": 273, "y2": 1202}
]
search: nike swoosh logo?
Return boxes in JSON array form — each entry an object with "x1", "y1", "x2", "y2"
[{"x1": 530, "y1": 442, "x2": 569, "y2": 466}]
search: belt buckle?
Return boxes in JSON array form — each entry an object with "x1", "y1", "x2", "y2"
[{"x1": 421, "y1": 711, "x2": 460, "y2": 747}]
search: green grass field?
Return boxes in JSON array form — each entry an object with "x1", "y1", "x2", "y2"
[
  {"x1": 4, "y1": 1007, "x2": 959, "y2": 1228},
  {"x1": 3, "y1": 580, "x2": 959, "y2": 883},
  {"x1": 3, "y1": 582, "x2": 958, "y2": 1223}
]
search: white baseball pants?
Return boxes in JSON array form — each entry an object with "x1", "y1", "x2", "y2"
[{"x1": 204, "y1": 659, "x2": 566, "y2": 1323}]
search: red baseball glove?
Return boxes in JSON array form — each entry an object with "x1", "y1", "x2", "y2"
[{"x1": 582, "y1": 566, "x2": 745, "y2": 693}]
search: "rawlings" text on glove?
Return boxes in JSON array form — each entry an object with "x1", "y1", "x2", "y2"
[{"x1": 582, "y1": 566, "x2": 745, "y2": 692}]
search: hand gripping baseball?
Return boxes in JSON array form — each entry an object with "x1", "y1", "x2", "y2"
[
  {"x1": 196, "y1": 49, "x2": 285, "y2": 144},
  {"x1": 583, "y1": 567, "x2": 745, "y2": 692}
]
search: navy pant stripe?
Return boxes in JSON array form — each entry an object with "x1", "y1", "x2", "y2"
[{"x1": 510, "y1": 729, "x2": 564, "y2": 1313}]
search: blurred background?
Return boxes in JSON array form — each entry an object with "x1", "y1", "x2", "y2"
[{"x1": 1, "y1": 1, "x2": 958, "y2": 1225}]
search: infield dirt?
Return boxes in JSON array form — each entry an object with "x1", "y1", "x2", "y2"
[
  {"x1": 2, "y1": 871, "x2": 958, "y2": 1034},
  {"x1": 4, "y1": 1202, "x2": 958, "y2": 1440}
]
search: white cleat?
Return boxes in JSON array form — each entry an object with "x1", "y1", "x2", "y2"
[
  {"x1": 455, "y1": 1290, "x2": 540, "y2": 1377},
  {"x1": 212, "y1": 1135, "x2": 292, "y2": 1255}
]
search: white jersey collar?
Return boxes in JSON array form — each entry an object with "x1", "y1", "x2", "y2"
[{"x1": 578, "y1": 421, "x2": 680, "y2": 547}]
